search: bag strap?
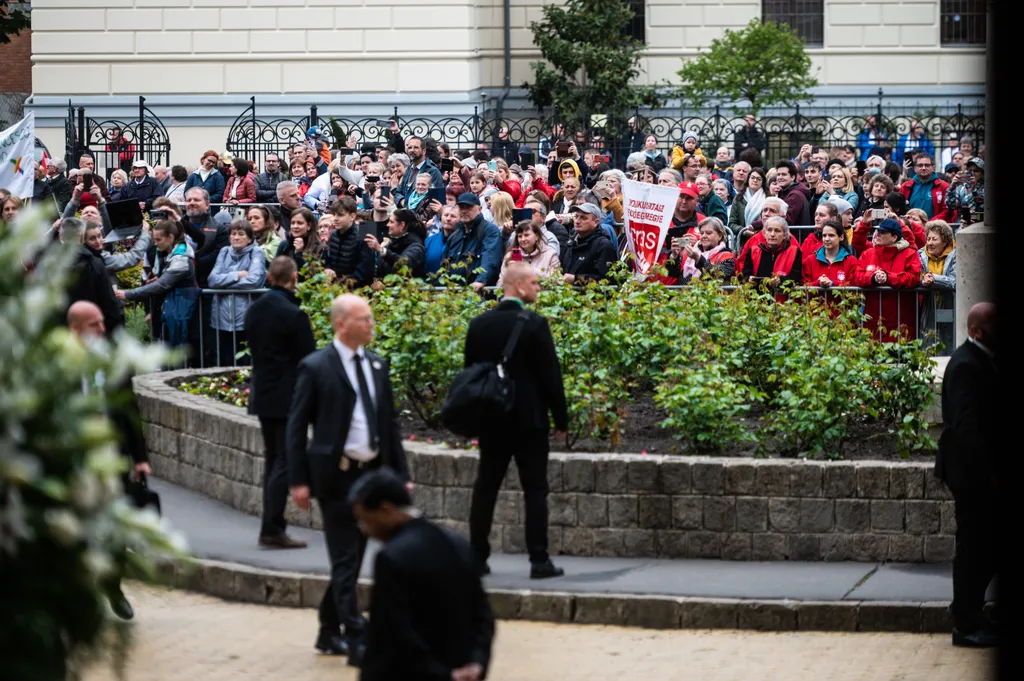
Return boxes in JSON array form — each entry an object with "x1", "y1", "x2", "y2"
[{"x1": 500, "y1": 311, "x2": 529, "y2": 366}]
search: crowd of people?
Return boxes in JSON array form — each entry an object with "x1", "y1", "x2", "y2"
[{"x1": 0, "y1": 114, "x2": 982, "y2": 357}]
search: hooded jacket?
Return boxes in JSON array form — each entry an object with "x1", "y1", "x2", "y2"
[
  {"x1": 851, "y1": 240, "x2": 922, "y2": 340},
  {"x1": 207, "y1": 242, "x2": 267, "y2": 331},
  {"x1": 802, "y1": 245, "x2": 859, "y2": 286},
  {"x1": 899, "y1": 175, "x2": 953, "y2": 222}
]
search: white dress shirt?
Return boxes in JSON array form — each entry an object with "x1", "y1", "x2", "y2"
[{"x1": 333, "y1": 339, "x2": 378, "y2": 462}]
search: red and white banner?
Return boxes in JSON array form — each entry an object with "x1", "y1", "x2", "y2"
[{"x1": 622, "y1": 178, "x2": 677, "y2": 279}]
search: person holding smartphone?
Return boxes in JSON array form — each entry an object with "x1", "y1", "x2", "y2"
[
  {"x1": 496, "y1": 220, "x2": 560, "y2": 287},
  {"x1": 945, "y1": 157, "x2": 984, "y2": 226}
]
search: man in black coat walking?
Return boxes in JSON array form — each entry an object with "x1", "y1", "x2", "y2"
[
  {"x1": 350, "y1": 468, "x2": 495, "y2": 681},
  {"x1": 286, "y1": 293, "x2": 410, "y2": 665},
  {"x1": 465, "y1": 262, "x2": 568, "y2": 579},
  {"x1": 935, "y1": 301, "x2": 998, "y2": 648},
  {"x1": 244, "y1": 256, "x2": 315, "y2": 549}
]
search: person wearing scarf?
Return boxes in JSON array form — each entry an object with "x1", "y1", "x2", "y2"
[
  {"x1": 405, "y1": 172, "x2": 432, "y2": 211},
  {"x1": 678, "y1": 217, "x2": 736, "y2": 284},
  {"x1": 918, "y1": 219, "x2": 957, "y2": 354}
]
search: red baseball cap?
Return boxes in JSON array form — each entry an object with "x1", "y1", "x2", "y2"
[{"x1": 678, "y1": 181, "x2": 699, "y2": 198}]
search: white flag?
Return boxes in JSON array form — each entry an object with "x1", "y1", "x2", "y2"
[
  {"x1": 621, "y1": 178, "x2": 678, "y2": 280},
  {"x1": 0, "y1": 112, "x2": 36, "y2": 199}
]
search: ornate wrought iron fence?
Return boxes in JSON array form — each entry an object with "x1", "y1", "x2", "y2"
[
  {"x1": 226, "y1": 90, "x2": 983, "y2": 171},
  {"x1": 64, "y1": 96, "x2": 172, "y2": 180}
]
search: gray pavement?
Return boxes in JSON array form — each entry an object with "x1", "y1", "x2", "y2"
[{"x1": 151, "y1": 477, "x2": 953, "y2": 603}]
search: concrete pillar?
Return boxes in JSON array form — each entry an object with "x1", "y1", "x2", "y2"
[{"x1": 955, "y1": 224, "x2": 996, "y2": 344}]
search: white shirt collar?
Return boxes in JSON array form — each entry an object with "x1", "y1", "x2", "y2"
[{"x1": 333, "y1": 337, "x2": 364, "y2": 363}]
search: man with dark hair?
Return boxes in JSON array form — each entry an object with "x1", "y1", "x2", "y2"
[
  {"x1": 245, "y1": 256, "x2": 316, "y2": 550},
  {"x1": 900, "y1": 152, "x2": 953, "y2": 221},
  {"x1": 774, "y1": 159, "x2": 810, "y2": 226},
  {"x1": 935, "y1": 302, "x2": 998, "y2": 648},
  {"x1": 255, "y1": 153, "x2": 288, "y2": 203},
  {"x1": 351, "y1": 468, "x2": 495, "y2": 681},
  {"x1": 165, "y1": 165, "x2": 188, "y2": 202},
  {"x1": 734, "y1": 114, "x2": 766, "y2": 159},
  {"x1": 394, "y1": 136, "x2": 444, "y2": 204},
  {"x1": 467, "y1": 263, "x2": 568, "y2": 579},
  {"x1": 286, "y1": 294, "x2": 410, "y2": 665}
]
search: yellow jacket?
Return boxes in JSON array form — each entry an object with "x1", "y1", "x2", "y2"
[{"x1": 670, "y1": 145, "x2": 706, "y2": 171}]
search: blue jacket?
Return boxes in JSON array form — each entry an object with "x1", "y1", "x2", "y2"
[
  {"x1": 598, "y1": 212, "x2": 619, "y2": 245},
  {"x1": 442, "y1": 214, "x2": 503, "y2": 285},
  {"x1": 206, "y1": 243, "x2": 267, "y2": 331},
  {"x1": 856, "y1": 128, "x2": 886, "y2": 160},
  {"x1": 424, "y1": 230, "x2": 448, "y2": 275},
  {"x1": 185, "y1": 169, "x2": 227, "y2": 204},
  {"x1": 394, "y1": 159, "x2": 445, "y2": 205},
  {"x1": 893, "y1": 134, "x2": 936, "y2": 166}
]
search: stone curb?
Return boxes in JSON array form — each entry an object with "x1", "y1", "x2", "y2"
[{"x1": 159, "y1": 558, "x2": 952, "y2": 634}]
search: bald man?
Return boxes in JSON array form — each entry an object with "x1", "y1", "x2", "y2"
[
  {"x1": 465, "y1": 262, "x2": 568, "y2": 580},
  {"x1": 286, "y1": 293, "x2": 410, "y2": 663},
  {"x1": 67, "y1": 301, "x2": 152, "y2": 622},
  {"x1": 935, "y1": 302, "x2": 997, "y2": 648}
]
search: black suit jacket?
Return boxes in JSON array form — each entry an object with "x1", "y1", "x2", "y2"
[
  {"x1": 935, "y1": 339, "x2": 997, "y2": 493},
  {"x1": 285, "y1": 345, "x2": 409, "y2": 501},
  {"x1": 244, "y1": 287, "x2": 317, "y2": 419},
  {"x1": 464, "y1": 300, "x2": 568, "y2": 434},
  {"x1": 361, "y1": 517, "x2": 494, "y2": 681}
]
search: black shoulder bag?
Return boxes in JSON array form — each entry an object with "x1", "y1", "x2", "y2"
[{"x1": 441, "y1": 312, "x2": 528, "y2": 437}]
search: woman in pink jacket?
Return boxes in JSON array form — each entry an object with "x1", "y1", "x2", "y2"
[
  {"x1": 496, "y1": 221, "x2": 561, "y2": 286},
  {"x1": 224, "y1": 158, "x2": 257, "y2": 204}
]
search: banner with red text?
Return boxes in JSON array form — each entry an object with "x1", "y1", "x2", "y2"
[{"x1": 622, "y1": 178, "x2": 677, "y2": 279}]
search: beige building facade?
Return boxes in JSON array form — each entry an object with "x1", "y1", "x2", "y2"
[{"x1": 27, "y1": 0, "x2": 985, "y2": 164}]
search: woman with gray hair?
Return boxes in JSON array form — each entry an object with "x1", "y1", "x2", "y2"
[
  {"x1": 675, "y1": 217, "x2": 736, "y2": 283},
  {"x1": 207, "y1": 219, "x2": 267, "y2": 366},
  {"x1": 918, "y1": 219, "x2": 956, "y2": 354},
  {"x1": 742, "y1": 215, "x2": 802, "y2": 285}
]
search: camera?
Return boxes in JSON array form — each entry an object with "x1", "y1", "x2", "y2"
[{"x1": 150, "y1": 209, "x2": 169, "y2": 220}]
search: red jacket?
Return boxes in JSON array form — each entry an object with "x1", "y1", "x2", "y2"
[
  {"x1": 224, "y1": 173, "x2": 257, "y2": 204},
  {"x1": 851, "y1": 218, "x2": 920, "y2": 255},
  {"x1": 650, "y1": 226, "x2": 700, "y2": 285},
  {"x1": 800, "y1": 231, "x2": 822, "y2": 259},
  {"x1": 736, "y1": 229, "x2": 766, "y2": 274},
  {"x1": 802, "y1": 246, "x2": 859, "y2": 286},
  {"x1": 899, "y1": 177, "x2": 954, "y2": 222},
  {"x1": 496, "y1": 178, "x2": 522, "y2": 204},
  {"x1": 523, "y1": 175, "x2": 557, "y2": 205},
  {"x1": 851, "y1": 243, "x2": 922, "y2": 341}
]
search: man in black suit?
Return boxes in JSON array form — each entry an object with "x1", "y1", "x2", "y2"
[
  {"x1": 935, "y1": 301, "x2": 998, "y2": 648},
  {"x1": 244, "y1": 256, "x2": 315, "y2": 549},
  {"x1": 286, "y1": 293, "x2": 410, "y2": 665},
  {"x1": 350, "y1": 468, "x2": 495, "y2": 681},
  {"x1": 465, "y1": 262, "x2": 569, "y2": 579}
]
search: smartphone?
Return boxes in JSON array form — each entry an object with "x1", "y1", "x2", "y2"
[
  {"x1": 357, "y1": 222, "x2": 377, "y2": 242},
  {"x1": 870, "y1": 208, "x2": 887, "y2": 220},
  {"x1": 667, "y1": 226, "x2": 686, "y2": 239},
  {"x1": 513, "y1": 207, "x2": 533, "y2": 223},
  {"x1": 337, "y1": 147, "x2": 354, "y2": 155},
  {"x1": 365, "y1": 175, "x2": 380, "y2": 183},
  {"x1": 488, "y1": 160, "x2": 498, "y2": 171},
  {"x1": 428, "y1": 186, "x2": 447, "y2": 206},
  {"x1": 379, "y1": 185, "x2": 391, "y2": 200},
  {"x1": 510, "y1": 247, "x2": 522, "y2": 262},
  {"x1": 556, "y1": 141, "x2": 570, "y2": 158},
  {"x1": 519, "y1": 152, "x2": 535, "y2": 167},
  {"x1": 150, "y1": 209, "x2": 169, "y2": 220},
  {"x1": 440, "y1": 158, "x2": 455, "y2": 172},
  {"x1": 376, "y1": 119, "x2": 393, "y2": 127},
  {"x1": 82, "y1": 173, "x2": 94, "y2": 191},
  {"x1": 594, "y1": 154, "x2": 611, "y2": 164}
]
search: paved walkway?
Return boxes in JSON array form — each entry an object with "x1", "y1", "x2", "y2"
[
  {"x1": 83, "y1": 584, "x2": 990, "y2": 681},
  {"x1": 152, "y1": 478, "x2": 954, "y2": 603}
]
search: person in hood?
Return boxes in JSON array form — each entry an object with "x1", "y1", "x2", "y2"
[
  {"x1": 802, "y1": 219, "x2": 858, "y2": 290},
  {"x1": 555, "y1": 158, "x2": 581, "y2": 186},
  {"x1": 851, "y1": 218, "x2": 922, "y2": 341},
  {"x1": 918, "y1": 220, "x2": 957, "y2": 354},
  {"x1": 206, "y1": 220, "x2": 267, "y2": 366},
  {"x1": 899, "y1": 153, "x2": 953, "y2": 221},
  {"x1": 825, "y1": 195, "x2": 856, "y2": 243},
  {"x1": 742, "y1": 215, "x2": 802, "y2": 287}
]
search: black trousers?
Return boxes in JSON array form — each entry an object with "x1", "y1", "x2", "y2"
[
  {"x1": 317, "y1": 473, "x2": 369, "y2": 641},
  {"x1": 469, "y1": 429, "x2": 550, "y2": 565},
  {"x1": 951, "y1": 490, "x2": 996, "y2": 631},
  {"x1": 258, "y1": 418, "x2": 290, "y2": 537}
]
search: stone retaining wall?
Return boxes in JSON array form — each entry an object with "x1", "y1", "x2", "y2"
[{"x1": 136, "y1": 369, "x2": 954, "y2": 563}]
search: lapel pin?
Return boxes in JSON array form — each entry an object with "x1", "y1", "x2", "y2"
[{"x1": 372, "y1": 360, "x2": 382, "y2": 370}]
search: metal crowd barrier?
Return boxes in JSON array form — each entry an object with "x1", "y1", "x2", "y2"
[{"x1": 185, "y1": 283, "x2": 953, "y2": 369}]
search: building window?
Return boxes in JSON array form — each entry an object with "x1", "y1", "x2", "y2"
[
  {"x1": 626, "y1": 0, "x2": 645, "y2": 44},
  {"x1": 941, "y1": 1, "x2": 986, "y2": 46},
  {"x1": 762, "y1": 1, "x2": 824, "y2": 47}
]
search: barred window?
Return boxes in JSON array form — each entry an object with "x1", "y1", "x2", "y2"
[
  {"x1": 941, "y1": 0, "x2": 986, "y2": 46},
  {"x1": 626, "y1": 0, "x2": 645, "y2": 44},
  {"x1": 762, "y1": 1, "x2": 824, "y2": 48}
]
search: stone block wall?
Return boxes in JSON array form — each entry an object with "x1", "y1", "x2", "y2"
[{"x1": 136, "y1": 370, "x2": 954, "y2": 563}]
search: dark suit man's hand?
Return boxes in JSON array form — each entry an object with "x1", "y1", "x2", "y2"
[
  {"x1": 291, "y1": 485, "x2": 311, "y2": 511},
  {"x1": 405, "y1": 481, "x2": 414, "y2": 493},
  {"x1": 451, "y1": 663, "x2": 483, "y2": 681}
]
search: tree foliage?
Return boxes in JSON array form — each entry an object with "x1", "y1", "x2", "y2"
[
  {"x1": 525, "y1": 0, "x2": 666, "y2": 121},
  {"x1": 1, "y1": 1, "x2": 31, "y2": 46},
  {"x1": 676, "y1": 19, "x2": 818, "y2": 116}
]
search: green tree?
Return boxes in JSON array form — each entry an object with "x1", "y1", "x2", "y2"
[
  {"x1": 525, "y1": 0, "x2": 666, "y2": 123},
  {"x1": 1, "y1": 1, "x2": 31, "y2": 45},
  {"x1": 676, "y1": 19, "x2": 818, "y2": 116}
]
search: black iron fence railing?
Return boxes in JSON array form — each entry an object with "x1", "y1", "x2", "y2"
[
  {"x1": 225, "y1": 90, "x2": 984, "y2": 171},
  {"x1": 64, "y1": 96, "x2": 172, "y2": 181}
]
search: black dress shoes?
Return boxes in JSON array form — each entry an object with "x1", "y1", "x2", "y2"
[
  {"x1": 314, "y1": 630, "x2": 349, "y2": 656},
  {"x1": 952, "y1": 627, "x2": 999, "y2": 648},
  {"x1": 346, "y1": 640, "x2": 366, "y2": 668},
  {"x1": 259, "y1": 533, "x2": 308, "y2": 549},
  {"x1": 530, "y1": 560, "x2": 565, "y2": 580},
  {"x1": 108, "y1": 588, "x2": 134, "y2": 620}
]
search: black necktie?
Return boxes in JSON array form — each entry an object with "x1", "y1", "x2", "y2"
[{"x1": 353, "y1": 354, "x2": 379, "y2": 450}]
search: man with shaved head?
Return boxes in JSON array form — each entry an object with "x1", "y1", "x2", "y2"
[
  {"x1": 465, "y1": 261, "x2": 568, "y2": 581},
  {"x1": 935, "y1": 302, "x2": 997, "y2": 648},
  {"x1": 286, "y1": 293, "x2": 410, "y2": 664}
]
